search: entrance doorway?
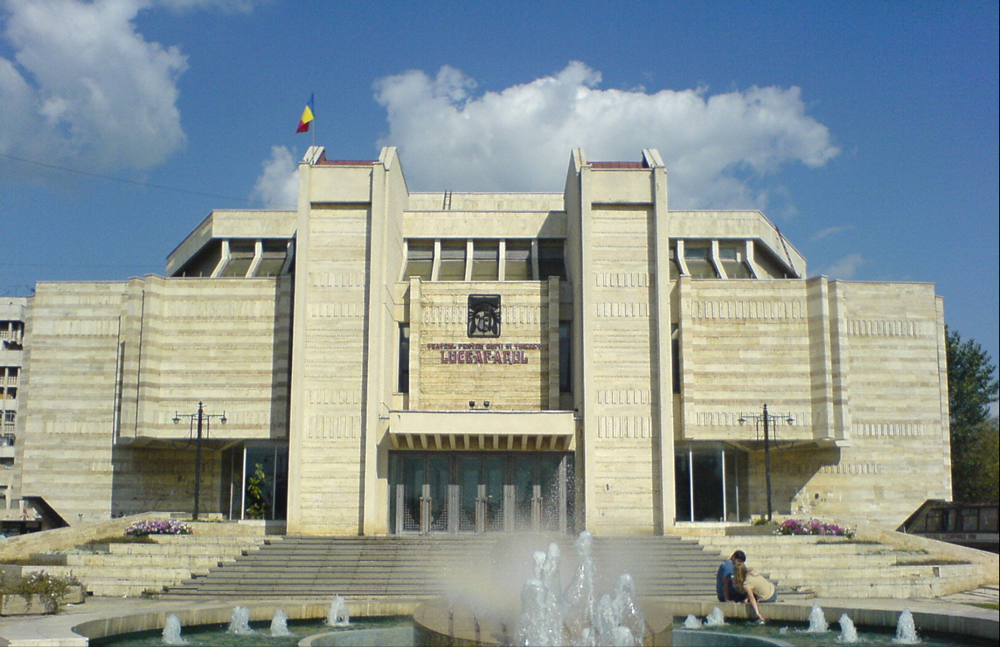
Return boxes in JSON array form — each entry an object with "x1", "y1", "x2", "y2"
[
  {"x1": 675, "y1": 443, "x2": 747, "y2": 522},
  {"x1": 389, "y1": 452, "x2": 574, "y2": 534}
]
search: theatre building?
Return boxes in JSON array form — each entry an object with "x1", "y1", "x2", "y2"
[{"x1": 12, "y1": 147, "x2": 952, "y2": 536}]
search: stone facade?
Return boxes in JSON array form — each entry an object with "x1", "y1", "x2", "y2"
[{"x1": 12, "y1": 147, "x2": 951, "y2": 535}]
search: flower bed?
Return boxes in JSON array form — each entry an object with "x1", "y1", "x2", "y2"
[
  {"x1": 775, "y1": 518, "x2": 855, "y2": 538},
  {"x1": 124, "y1": 519, "x2": 192, "y2": 537}
]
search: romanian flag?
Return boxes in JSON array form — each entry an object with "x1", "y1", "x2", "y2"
[{"x1": 296, "y1": 94, "x2": 315, "y2": 133}]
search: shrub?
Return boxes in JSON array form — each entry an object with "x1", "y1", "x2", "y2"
[
  {"x1": 775, "y1": 518, "x2": 855, "y2": 538},
  {"x1": 124, "y1": 519, "x2": 192, "y2": 537},
  {"x1": 1, "y1": 570, "x2": 82, "y2": 613}
]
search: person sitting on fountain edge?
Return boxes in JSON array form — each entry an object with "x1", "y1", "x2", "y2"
[
  {"x1": 734, "y1": 561, "x2": 777, "y2": 624},
  {"x1": 716, "y1": 550, "x2": 747, "y2": 603}
]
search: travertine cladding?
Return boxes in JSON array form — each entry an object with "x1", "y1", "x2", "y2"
[
  {"x1": 289, "y1": 205, "x2": 370, "y2": 534},
  {"x1": 19, "y1": 277, "x2": 291, "y2": 521},
  {"x1": 20, "y1": 283, "x2": 129, "y2": 520},
  {"x1": 681, "y1": 277, "x2": 950, "y2": 524},
  {"x1": 776, "y1": 281, "x2": 951, "y2": 523},
  {"x1": 416, "y1": 282, "x2": 552, "y2": 411},
  {"x1": 119, "y1": 276, "x2": 291, "y2": 440},
  {"x1": 678, "y1": 278, "x2": 816, "y2": 440},
  {"x1": 584, "y1": 205, "x2": 660, "y2": 534}
]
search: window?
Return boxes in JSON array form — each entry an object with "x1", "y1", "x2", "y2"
[
  {"x1": 471, "y1": 241, "x2": 499, "y2": 281},
  {"x1": 537, "y1": 240, "x2": 566, "y2": 280},
  {"x1": 403, "y1": 241, "x2": 434, "y2": 281},
  {"x1": 684, "y1": 243, "x2": 717, "y2": 278},
  {"x1": 559, "y1": 321, "x2": 572, "y2": 393},
  {"x1": 505, "y1": 241, "x2": 533, "y2": 280},
  {"x1": 253, "y1": 240, "x2": 288, "y2": 277},
  {"x1": 397, "y1": 324, "x2": 410, "y2": 393},
  {"x1": 220, "y1": 240, "x2": 255, "y2": 278},
  {"x1": 437, "y1": 242, "x2": 467, "y2": 281},
  {"x1": 718, "y1": 243, "x2": 753, "y2": 279}
]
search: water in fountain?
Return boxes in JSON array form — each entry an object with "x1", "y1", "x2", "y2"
[
  {"x1": 894, "y1": 608, "x2": 920, "y2": 644},
  {"x1": 837, "y1": 613, "x2": 859, "y2": 643},
  {"x1": 512, "y1": 531, "x2": 646, "y2": 647},
  {"x1": 270, "y1": 609, "x2": 294, "y2": 637},
  {"x1": 226, "y1": 606, "x2": 255, "y2": 635},
  {"x1": 683, "y1": 614, "x2": 703, "y2": 629},
  {"x1": 805, "y1": 601, "x2": 828, "y2": 633},
  {"x1": 161, "y1": 614, "x2": 187, "y2": 646},
  {"x1": 704, "y1": 607, "x2": 726, "y2": 626},
  {"x1": 326, "y1": 595, "x2": 350, "y2": 627}
]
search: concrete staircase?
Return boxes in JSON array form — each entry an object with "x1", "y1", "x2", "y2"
[
  {"x1": 31, "y1": 533, "x2": 279, "y2": 597},
  {"x1": 166, "y1": 535, "x2": 722, "y2": 600},
  {"x1": 696, "y1": 534, "x2": 984, "y2": 599}
]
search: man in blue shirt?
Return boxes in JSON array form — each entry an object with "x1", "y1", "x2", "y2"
[{"x1": 716, "y1": 550, "x2": 747, "y2": 602}]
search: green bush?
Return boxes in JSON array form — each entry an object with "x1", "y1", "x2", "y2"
[{"x1": 0, "y1": 570, "x2": 82, "y2": 613}]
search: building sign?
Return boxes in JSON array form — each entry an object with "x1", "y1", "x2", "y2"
[
  {"x1": 427, "y1": 342, "x2": 541, "y2": 365},
  {"x1": 468, "y1": 294, "x2": 501, "y2": 338}
]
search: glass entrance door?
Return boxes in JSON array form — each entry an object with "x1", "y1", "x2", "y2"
[
  {"x1": 390, "y1": 452, "x2": 573, "y2": 534},
  {"x1": 675, "y1": 443, "x2": 748, "y2": 523}
]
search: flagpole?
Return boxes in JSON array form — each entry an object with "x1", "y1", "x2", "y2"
[{"x1": 311, "y1": 91, "x2": 316, "y2": 148}]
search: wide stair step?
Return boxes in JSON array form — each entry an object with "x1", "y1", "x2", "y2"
[{"x1": 165, "y1": 535, "x2": 722, "y2": 599}]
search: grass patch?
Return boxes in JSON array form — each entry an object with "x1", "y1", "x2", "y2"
[
  {"x1": 82, "y1": 535, "x2": 155, "y2": 546},
  {"x1": 969, "y1": 602, "x2": 999, "y2": 610},
  {"x1": 0, "y1": 554, "x2": 67, "y2": 566},
  {"x1": 896, "y1": 558, "x2": 972, "y2": 566}
]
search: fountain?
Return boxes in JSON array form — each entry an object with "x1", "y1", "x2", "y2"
[
  {"x1": 511, "y1": 531, "x2": 648, "y2": 646},
  {"x1": 226, "y1": 606, "x2": 255, "y2": 635},
  {"x1": 837, "y1": 613, "x2": 859, "y2": 643},
  {"x1": 704, "y1": 607, "x2": 726, "y2": 626},
  {"x1": 683, "y1": 614, "x2": 703, "y2": 629},
  {"x1": 894, "y1": 608, "x2": 920, "y2": 644},
  {"x1": 805, "y1": 601, "x2": 828, "y2": 633},
  {"x1": 161, "y1": 614, "x2": 188, "y2": 646},
  {"x1": 326, "y1": 595, "x2": 350, "y2": 627},
  {"x1": 270, "y1": 609, "x2": 294, "y2": 637}
]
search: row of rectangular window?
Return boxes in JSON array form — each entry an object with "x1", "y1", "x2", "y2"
[{"x1": 403, "y1": 239, "x2": 566, "y2": 282}]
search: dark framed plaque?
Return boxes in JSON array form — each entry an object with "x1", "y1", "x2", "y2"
[{"x1": 468, "y1": 294, "x2": 501, "y2": 338}]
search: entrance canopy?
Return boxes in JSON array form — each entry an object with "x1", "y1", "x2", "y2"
[{"x1": 386, "y1": 410, "x2": 576, "y2": 451}]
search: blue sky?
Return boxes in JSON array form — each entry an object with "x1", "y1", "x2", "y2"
[{"x1": 1, "y1": 0, "x2": 998, "y2": 366}]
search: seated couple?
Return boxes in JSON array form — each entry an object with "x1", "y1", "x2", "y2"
[{"x1": 716, "y1": 550, "x2": 778, "y2": 624}]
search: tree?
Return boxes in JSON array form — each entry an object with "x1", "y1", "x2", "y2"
[{"x1": 946, "y1": 329, "x2": 999, "y2": 502}]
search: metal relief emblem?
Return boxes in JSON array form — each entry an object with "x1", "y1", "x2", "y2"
[{"x1": 468, "y1": 294, "x2": 501, "y2": 338}]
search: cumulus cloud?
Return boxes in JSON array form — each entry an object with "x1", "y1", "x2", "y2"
[
  {"x1": 0, "y1": 0, "x2": 252, "y2": 176},
  {"x1": 374, "y1": 62, "x2": 839, "y2": 207},
  {"x1": 251, "y1": 145, "x2": 299, "y2": 209},
  {"x1": 822, "y1": 253, "x2": 866, "y2": 280}
]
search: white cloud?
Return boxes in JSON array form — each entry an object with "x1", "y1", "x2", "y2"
[
  {"x1": 812, "y1": 225, "x2": 854, "y2": 241},
  {"x1": 0, "y1": 0, "x2": 253, "y2": 176},
  {"x1": 374, "y1": 62, "x2": 839, "y2": 207},
  {"x1": 251, "y1": 145, "x2": 299, "y2": 209},
  {"x1": 822, "y1": 253, "x2": 866, "y2": 280}
]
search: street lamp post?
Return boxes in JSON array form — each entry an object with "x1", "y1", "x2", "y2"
[
  {"x1": 173, "y1": 402, "x2": 227, "y2": 520},
  {"x1": 739, "y1": 404, "x2": 793, "y2": 522}
]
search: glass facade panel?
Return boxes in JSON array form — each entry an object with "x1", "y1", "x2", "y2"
[
  {"x1": 438, "y1": 242, "x2": 467, "y2": 281},
  {"x1": 472, "y1": 241, "x2": 499, "y2": 281},
  {"x1": 505, "y1": 241, "x2": 532, "y2": 280},
  {"x1": 403, "y1": 241, "x2": 434, "y2": 280},
  {"x1": 537, "y1": 240, "x2": 567, "y2": 280},
  {"x1": 675, "y1": 444, "x2": 748, "y2": 523},
  {"x1": 388, "y1": 451, "x2": 573, "y2": 534}
]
